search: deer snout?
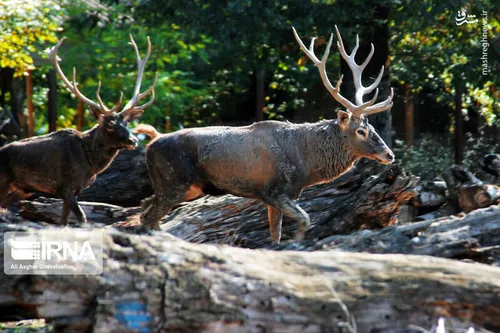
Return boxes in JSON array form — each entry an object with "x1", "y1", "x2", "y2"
[
  {"x1": 375, "y1": 149, "x2": 395, "y2": 164},
  {"x1": 126, "y1": 135, "x2": 139, "y2": 149}
]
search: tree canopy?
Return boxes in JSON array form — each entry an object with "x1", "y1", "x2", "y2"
[{"x1": 0, "y1": 0, "x2": 498, "y2": 144}]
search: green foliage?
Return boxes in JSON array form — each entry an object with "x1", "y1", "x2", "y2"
[
  {"x1": 394, "y1": 135, "x2": 455, "y2": 180},
  {"x1": 133, "y1": 0, "x2": 344, "y2": 120},
  {"x1": 0, "y1": 0, "x2": 65, "y2": 76},
  {"x1": 36, "y1": 1, "x2": 220, "y2": 131},
  {"x1": 391, "y1": 0, "x2": 499, "y2": 126},
  {"x1": 395, "y1": 129, "x2": 500, "y2": 180},
  {"x1": 1, "y1": 0, "x2": 498, "y2": 179}
]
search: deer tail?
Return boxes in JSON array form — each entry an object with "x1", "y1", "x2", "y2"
[{"x1": 133, "y1": 124, "x2": 161, "y2": 140}]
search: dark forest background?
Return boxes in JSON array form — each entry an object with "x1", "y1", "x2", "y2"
[{"x1": 0, "y1": 0, "x2": 498, "y2": 179}]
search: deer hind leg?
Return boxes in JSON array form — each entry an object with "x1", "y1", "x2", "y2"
[
  {"x1": 141, "y1": 194, "x2": 155, "y2": 210},
  {"x1": 140, "y1": 186, "x2": 188, "y2": 231},
  {"x1": 265, "y1": 196, "x2": 310, "y2": 241},
  {"x1": 0, "y1": 171, "x2": 11, "y2": 206},
  {"x1": 1, "y1": 190, "x2": 32, "y2": 208},
  {"x1": 267, "y1": 205, "x2": 283, "y2": 245}
]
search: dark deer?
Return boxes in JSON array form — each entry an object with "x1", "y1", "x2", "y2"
[
  {"x1": 135, "y1": 26, "x2": 394, "y2": 244},
  {"x1": 0, "y1": 35, "x2": 157, "y2": 224}
]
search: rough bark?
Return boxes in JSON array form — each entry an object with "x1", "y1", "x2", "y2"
[
  {"x1": 13, "y1": 161, "x2": 417, "y2": 248},
  {"x1": 15, "y1": 197, "x2": 140, "y2": 225},
  {"x1": 12, "y1": 196, "x2": 500, "y2": 266},
  {"x1": 441, "y1": 165, "x2": 500, "y2": 213},
  {"x1": 79, "y1": 148, "x2": 153, "y2": 207},
  {"x1": 0, "y1": 221, "x2": 499, "y2": 333},
  {"x1": 137, "y1": 161, "x2": 417, "y2": 248},
  {"x1": 277, "y1": 204, "x2": 500, "y2": 265}
]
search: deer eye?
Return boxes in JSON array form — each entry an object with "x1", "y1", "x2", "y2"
[
  {"x1": 357, "y1": 129, "x2": 366, "y2": 136},
  {"x1": 105, "y1": 121, "x2": 116, "y2": 131}
]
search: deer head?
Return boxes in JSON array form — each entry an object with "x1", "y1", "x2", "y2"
[
  {"x1": 293, "y1": 26, "x2": 395, "y2": 164},
  {"x1": 47, "y1": 35, "x2": 158, "y2": 150}
]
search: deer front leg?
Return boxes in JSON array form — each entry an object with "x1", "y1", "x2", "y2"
[
  {"x1": 264, "y1": 196, "x2": 311, "y2": 242},
  {"x1": 267, "y1": 205, "x2": 283, "y2": 244},
  {"x1": 59, "y1": 188, "x2": 87, "y2": 225}
]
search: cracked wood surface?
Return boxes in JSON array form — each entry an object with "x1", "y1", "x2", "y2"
[{"x1": 0, "y1": 222, "x2": 499, "y2": 333}]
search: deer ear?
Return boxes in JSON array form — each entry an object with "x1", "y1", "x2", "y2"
[
  {"x1": 122, "y1": 109, "x2": 144, "y2": 122},
  {"x1": 88, "y1": 106, "x2": 103, "y2": 122},
  {"x1": 337, "y1": 110, "x2": 351, "y2": 131}
]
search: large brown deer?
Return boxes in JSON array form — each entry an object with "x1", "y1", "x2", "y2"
[
  {"x1": 135, "y1": 26, "x2": 394, "y2": 244},
  {"x1": 0, "y1": 35, "x2": 157, "y2": 224}
]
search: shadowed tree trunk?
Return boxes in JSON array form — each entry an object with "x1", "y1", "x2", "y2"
[
  {"x1": 405, "y1": 83, "x2": 414, "y2": 147},
  {"x1": 79, "y1": 148, "x2": 154, "y2": 207},
  {"x1": 0, "y1": 69, "x2": 22, "y2": 137},
  {"x1": 47, "y1": 69, "x2": 57, "y2": 133},
  {"x1": 76, "y1": 100, "x2": 84, "y2": 131},
  {"x1": 26, "y1": 70, "x2": 34, "y2": 137},
  {"x1": 455, "y1": 76, "x2": 465, "y2": 165},
  {"x1": 1, "y1": 68, "x2": 26, "y2": 137},
  {"x1": 255, "y1": 67, "x2": 266, "y2": 121}
]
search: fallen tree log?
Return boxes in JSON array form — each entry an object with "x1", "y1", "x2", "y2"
[
  {"x1": 0, "y1": 222, "x2": 499, "y2": 333},
  {"x1": 79, "y1": 148, "x2": 153, "y2": 207},
  {"x1": 13, "y1": 161, "x2": 418, "y2": 248},
  {"x1": 14, "y1": 197, "x2": 139, "y2": 225},
  {"x1": 406, "y1": 163, "x2": 500, "y2": 221},
  {"x1": 441, "y1": 165, "x2": 500, "y2": 213},
  {"x1": 10, "y1": 197, "x2": 500, "y2": 265},
  {"x1": 276, "y1": 204, "x2": 500, "y2": 265},
  {"x1": 159, "y1": 162, "x2": 418, "y2": 247}
]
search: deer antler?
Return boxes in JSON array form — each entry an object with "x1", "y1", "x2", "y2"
[
  {"x1": 120, "y1": 35, "x2": 158, "y2": 119},
  {"x1": 292, "y1": 26, "x2": 393, "y2": 117},
  {"x1": 48, "y1": 36, "x2": 157, "y2": 119},
  {"x1": 48, "y1": 38, "x2": 113, "y2": 116}
]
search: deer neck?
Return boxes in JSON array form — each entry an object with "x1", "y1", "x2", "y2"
[
  {"x1": 82, "y1": 125, "x2": 120, "y2": 174},
  {"x1": 299, "y1": 120, "x2": 357, "y2": 186}
]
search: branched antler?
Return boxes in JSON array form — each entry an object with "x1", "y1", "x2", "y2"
[
  {"x1": 47, "y1": 35, "x2": 157, "y2": 119},
  {"x1": 120, "y1": 35, "x2": 158, "y2": 119},
  {"x1": 292, "y1": 26, "x2": 393, "y2": 117}
]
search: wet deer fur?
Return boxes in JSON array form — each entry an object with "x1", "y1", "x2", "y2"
[
  {"x1": 136, "y1": 26, "x2": 395, "y2": 244},
  {"x1": 0, "y1": 35, "x2": 157, "y2": 225}
]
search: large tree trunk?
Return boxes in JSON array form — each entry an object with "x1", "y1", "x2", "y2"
[
  {"x1": 0, "y1": 221, "x2": 499, "y2": 333},
  {"x1": 277, "y1": 204, "x2": 500, "y2": 264}
]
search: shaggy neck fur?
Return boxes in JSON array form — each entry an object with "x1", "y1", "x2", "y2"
[
  {"x1": 82, "y1": 125, "x2": 120, "y2": 174},
  {"x1": 295, "y1": 120, "x2": 357, "y2": 186}
]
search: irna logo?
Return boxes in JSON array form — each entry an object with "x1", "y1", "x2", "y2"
[
  {"x1": 9, "y1": 238, "x2": 96, "y2": 261},
  {"x1": 4, "y1": 230, "x2": 103, "y2": 275}
]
